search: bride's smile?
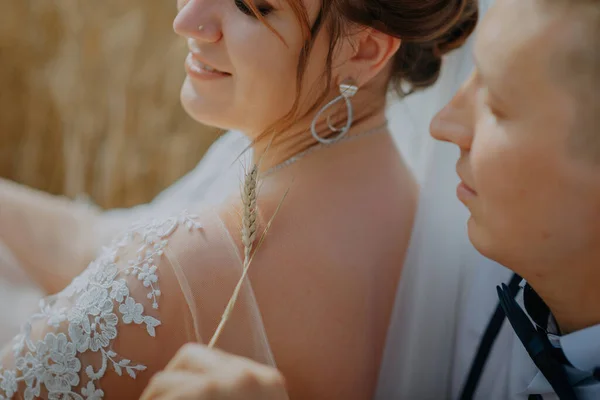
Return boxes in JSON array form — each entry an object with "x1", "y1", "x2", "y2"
[{"x1": 185, "y1": 46, "x2": 232, "y2": 79}]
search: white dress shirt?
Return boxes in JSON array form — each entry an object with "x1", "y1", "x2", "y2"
[{"x1": 452, "y1": 253, "x2": 600, "y2": 399}]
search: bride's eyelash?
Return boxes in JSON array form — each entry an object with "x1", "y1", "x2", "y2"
[{"x1": 234, "y1": 0, "x2": 273, "y2": 17}]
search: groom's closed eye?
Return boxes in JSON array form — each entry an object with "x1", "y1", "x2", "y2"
[
  {"x1": 472, "y1": 69, "x2": 509, "y2": 122},
  {"x1": 482, "y1": 90, "x2": 508, "y2": 121}
]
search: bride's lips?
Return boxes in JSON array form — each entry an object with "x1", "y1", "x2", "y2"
[{"x1": 185, "y1": 53, "x2": 231, "y2": 80}]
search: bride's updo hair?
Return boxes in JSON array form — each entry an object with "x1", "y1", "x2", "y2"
[
  {"x1": 335, "y1": 0, "x2": 478, "y2": 95},
  {"x1": 248, "y1": 0, "x2": 478, "y2": 137}
]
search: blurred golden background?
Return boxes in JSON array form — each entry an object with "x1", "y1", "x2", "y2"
[{"x1": 0, "y1": 0, "x2": 220, "y2": 209}]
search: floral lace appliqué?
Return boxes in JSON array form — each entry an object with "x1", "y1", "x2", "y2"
[{"x1": 0, "y1": 211, "x2": 202, "y2": 400}]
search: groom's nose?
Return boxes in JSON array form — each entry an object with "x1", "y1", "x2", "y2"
[{"x1": 430, "y1": 74, "x2": 475, "y2": 151}]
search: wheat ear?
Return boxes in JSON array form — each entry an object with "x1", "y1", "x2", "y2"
[
  {"x1": 241, "y1": 165, "x2": 258, "y2": 261},
  {"x1": 208, "y1": 165, "x2": 289, "y2": 348}
]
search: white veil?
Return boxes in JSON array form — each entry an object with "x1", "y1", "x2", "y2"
[{"x1": 376, "y1": 1, "x2": 494, "y2": 397}]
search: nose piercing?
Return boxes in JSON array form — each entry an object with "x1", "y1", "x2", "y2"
[{"x1": 198, "y1": 25, "x2": 204, "y2": 31}]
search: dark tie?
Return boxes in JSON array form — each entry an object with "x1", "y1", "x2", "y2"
[{"x1": 497, "y1": 283, "x2": 578, "y2": 400}]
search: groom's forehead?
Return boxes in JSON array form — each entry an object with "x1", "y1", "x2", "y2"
[
  {"x1": 475, "y1": 0, "x2": 592, "y2": 84},
  {"x1": 479, "y1": 0, "x2": 599, "y2": 81},
  {"x1": 474, "y1": 0, "x2": 557, "y2": 81}
]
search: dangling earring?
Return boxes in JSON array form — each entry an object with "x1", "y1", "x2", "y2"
[{"x1": 311, "y1": 80, "x2": 358, "y2": 145}]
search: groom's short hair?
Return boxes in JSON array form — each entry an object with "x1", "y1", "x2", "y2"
[{"x1": 548, "y1": 0, "x2": 600, "y2": 158}]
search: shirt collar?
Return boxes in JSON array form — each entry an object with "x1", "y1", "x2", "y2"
[
  {"x1": 518, "y1": 280, "x2": 600, "y2": 396},
  {"x1": 560, "y1": 324, "x2": 600, "y2": 372}
]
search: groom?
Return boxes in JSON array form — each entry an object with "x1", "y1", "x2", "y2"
[{"x1": 141, "y1": 0, "x2": 600, "y2": 398}]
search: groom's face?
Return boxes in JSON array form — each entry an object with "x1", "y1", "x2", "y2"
[{"x1": 430, "y1": 0, "x2": 600, "y2": 272}]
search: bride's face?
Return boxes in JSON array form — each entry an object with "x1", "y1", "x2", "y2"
[
  {"x1": 174, "y1": 0, "x2": 344, "y2": 135},
  {"x1": 431, "y1": 0, "x2": 600, "y2": 272}
]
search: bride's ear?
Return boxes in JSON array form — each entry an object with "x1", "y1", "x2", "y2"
[{"x1": 338, "y1": 29, "x2": 401, "y2": 87}]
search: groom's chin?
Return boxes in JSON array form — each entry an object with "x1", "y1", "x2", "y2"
[{"x1": 466, "y1": 217, "x2": 501, "y2": 262}]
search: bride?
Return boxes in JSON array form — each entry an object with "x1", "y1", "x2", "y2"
[{"x1": 0, "y1": 0, "x2": 476, "y2": 398}]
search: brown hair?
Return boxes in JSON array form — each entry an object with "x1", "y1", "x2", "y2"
[{"x1": 247, "y1": 0, "x2": 478, "y2": 142}]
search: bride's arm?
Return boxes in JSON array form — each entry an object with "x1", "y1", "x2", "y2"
[
  {"x1": 0, "y1": 208, "x2": 277, "y2": 399},
  {"x1": 0, "y1": 212, "x2": 204, "y2": 399},
  {"x1": 0, "y1": 178, "x2": 101, "y2": 294}
]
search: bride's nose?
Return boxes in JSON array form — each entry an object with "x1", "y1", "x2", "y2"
[
  {"x1": 430, "y1": 74, "x2": 476, "y2": 151},
  {"x1": 173, "y1": 0, "x2": 223, "y2": 43}
]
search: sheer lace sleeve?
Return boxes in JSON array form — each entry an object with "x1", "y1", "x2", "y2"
[{"x1": 0, "y1": 208, "x2": 273, "y2": 400}]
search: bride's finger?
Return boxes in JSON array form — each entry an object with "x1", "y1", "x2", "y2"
[
  {"x1": 164, "y1": 343, "x2": 224, "y2": 372},
  {"x1": 140, "y1": 371, "x2": 212, "y2": 400},
  {"x1": 167, "y1": 343, "x2": 282, "y2": 381},
  {"x1": 162, "y1": 343, "x2": 287, "y2": 398}
]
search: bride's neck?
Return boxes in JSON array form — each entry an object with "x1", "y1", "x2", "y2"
[{"x1": 249, "y1": 100, "x2": 388, "y2": 174}]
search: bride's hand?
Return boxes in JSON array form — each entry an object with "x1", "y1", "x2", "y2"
[{"x1": 140, "y1": 344, "x2": 287, "y2": 400}]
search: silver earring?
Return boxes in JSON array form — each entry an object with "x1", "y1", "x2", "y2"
[
  {"x1": 311, "y1": 81, "x2": 358, "y2": 145},
  {"x1": 198, "y1": 25, "x2": 204, "y2": 31}
]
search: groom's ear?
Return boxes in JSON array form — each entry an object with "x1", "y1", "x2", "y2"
[{"x1": 338, "y1": 29, "x2": 401, "y2": 87}]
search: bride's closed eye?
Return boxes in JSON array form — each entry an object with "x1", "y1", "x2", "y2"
[{"x1": 234, "y1": 0, "x2": 274, "y2": 17}]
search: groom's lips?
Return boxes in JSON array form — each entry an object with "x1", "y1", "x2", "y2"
[
  {"x1": 457, "y1": 178, "x2": 477, "y2": 202},
  {"x1": 456, "y1": 168, "x2": 477, "y2": 201},
  {"x1": 458, "y1": 181, "x2": 477, "y2": 195}
]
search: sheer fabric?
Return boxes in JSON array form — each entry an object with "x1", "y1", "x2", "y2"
[{"x1": 0, "y1": 206, "x2": 277, "y2": 399}]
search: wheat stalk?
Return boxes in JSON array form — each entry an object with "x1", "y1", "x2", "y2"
[{"x1": 208, "y1": 164, "x2": 289, "y2": 348}]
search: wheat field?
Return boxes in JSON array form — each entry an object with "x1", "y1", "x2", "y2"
[{"x1": 0, "y1": 0, "x2": 220, "y2": 208}]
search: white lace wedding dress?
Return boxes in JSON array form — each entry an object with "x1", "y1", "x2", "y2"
[{"x1": 0, "y1": 133, "x2": 264, "y2": 399}]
